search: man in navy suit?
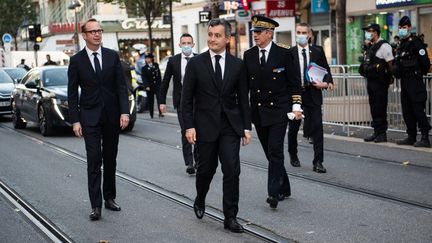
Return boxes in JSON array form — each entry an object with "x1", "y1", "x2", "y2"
[
  {"x1": 181, "y1": 18, "x2": 251, "y2": 233},
  {"x1": 68, "y1": 18, "x2": 130, "y2": 221},
  {"x1": 287, "y1": 23, "x2": 333, "y2": 173},
  {"x1": 160, "y1": 33, "x2": 197, "y2": 174}
]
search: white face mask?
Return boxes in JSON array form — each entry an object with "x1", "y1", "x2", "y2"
[
  {"x1": 296, "y1": 35, "x2": 308, "y2": 46},
  {"x1": 181, "y1": 45, "x2": 193, "y2": 56}
]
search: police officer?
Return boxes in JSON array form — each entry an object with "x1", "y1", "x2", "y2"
[
  {"x1": 394, "y1": 16, "x2": 431, "y2": 147},
  {"x1": 141, "y1": 53, "x2": 163, "y2": 119},
  {"x1": 359, "y1": 23, "x2": 394, "y2": 143},
  {"x1": 244, "y1": 15, "x2": 302, "y2": 209}
]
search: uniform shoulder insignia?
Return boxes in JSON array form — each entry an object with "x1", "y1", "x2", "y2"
[
  {"x1": 419, "y1": 49, "x2": 426, "y2": 56},
  {"x1": 276, "y1": 43, "x2": 290, "y2": 49}
]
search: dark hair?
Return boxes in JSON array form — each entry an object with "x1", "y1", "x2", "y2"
[
  {"x1": 208, "y1": 18, "x2": 231, "y2": 37},
  {"x1": 180, "y1": 33, "x2": 193, "y2": 42},
  {"x1": 296, "y1": 23, "x2": 310, "y2": 31},
  {"x1": 81, "y1": 18, "x2": 99, "y2": 33}
]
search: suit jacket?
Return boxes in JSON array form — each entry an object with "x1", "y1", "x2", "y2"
[
  {"x1": 68, "y1": 47, "x2": 129, "y2": 126},
  {"x1": 160, "y1": 54, "x2": 182, "y2": 108},
  {"x1": 181, "y1": 51, "x2": 251, "y2": 142},
  {"x1": 291, "y1": 45, "x2": 333, "y2": 106},
  {"x1": 141, "y1": 62, "x2": 161, "y2": 92},
  {"x1": 244, "y1": 42, "x2": 302, "y2": 127}
]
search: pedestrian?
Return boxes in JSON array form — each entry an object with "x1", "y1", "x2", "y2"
[
  {"x1": 394, "y1": 16, "x2": 431, "y2": 147},
  {"x1": 243, "y1": 15, "x2": 302, "y2": 209},
  {"x1": 17, "y1": 59, "x2": 30, "y2": 71},
  {"x1": 359, "y1": 23, "x2": 394, "y2": 143},
  {"x1": 287, "y1": 23, "x2": 333, "y2": 173},
  {"x1": 141, "y1": 53, "x2": 163, "y2": 119},
  {"x1": 67, "y1": 18, "x2": 130, "y2": 221},
  {"x1": 181, "y1": 18, "x2": 251, "y2": 233},
  {"x1": 159, "y1": 33, "x2": 198, "y2": 175},
  {"x1": 43, "y1": 54, "x2": 57, "y2": 66}
]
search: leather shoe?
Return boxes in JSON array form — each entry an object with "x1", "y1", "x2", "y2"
[
  {"x1": 224, "y1": 218, "x2": 244, "y2": 233},
  {"x1": 364, "y1": 133, "x2": 377, "y2": 142},
  {"x1": 313, "y1": 162, "x2": 327, "y2": 173},
  {"x1": 193, "y1": 197, "x2": 205, "y2": 219},
  {"x1": 89, "y1": 207, "x2": 101, "y2": 221},
  {"x1": 290, "y1": 155, "x2": 301, "y2": 167},
  {"x1": 266, "y1": 196, "x2": 278, "y2": 209},
  {"x1": 105, "y1": 199, "x2": 121, "y2": 211},
  {"x1": 277, "y1": 192, "x2": 291, "y2": 201},
  {"x1": 374, "y1": 133, "x2": 387, "y2": 143},
  {"x1": 186, "y1": 164, "x2": 195, "y2": 175}
]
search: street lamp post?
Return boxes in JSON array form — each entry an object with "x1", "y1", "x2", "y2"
[{"x1": 68, "y1": 0, "x2": 82, "y2": 53}]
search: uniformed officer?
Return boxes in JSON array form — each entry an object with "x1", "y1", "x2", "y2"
[
  {"x1": 141, "y1": 53, "x2": 163, "y2": 119},
  {"x1": 243, "y1": 15, "x2": 302, "y2": 209},
  {"x1": 394, "y1": 16, "x2": 431, "y2": 148},
  {"x1": 359, "y1": 23, "x2": 394, "y2": 143}
]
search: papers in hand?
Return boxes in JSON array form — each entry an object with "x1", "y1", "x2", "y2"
[{"x1": 307, "y1": 62, "x2": 328, "y2": 83}]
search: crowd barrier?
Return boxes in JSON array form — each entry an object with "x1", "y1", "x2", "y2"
[{"x1": 322, "y1": 65, "x2": 432, "y2": 136}]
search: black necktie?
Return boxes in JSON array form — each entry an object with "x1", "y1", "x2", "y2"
[
  {"x1": 214, "y1": 55, "x2": 222, "y2": 84},
  {"x1": 302, "y1": 48, "x2": 308, "y2": 86},
  {"x1": 185, "y1": 57, "x2": 190, "y2": 62},
  {"x1": 260, "y1": 49, "x2": 266, "y2": 66},
  {"x1": 93, "y1": 52, "x2": 102, "y2": 77}
]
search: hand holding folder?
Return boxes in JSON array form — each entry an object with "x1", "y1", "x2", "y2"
[{"x1": 307, "y1": 62, "x2": 328, "y2": 83}]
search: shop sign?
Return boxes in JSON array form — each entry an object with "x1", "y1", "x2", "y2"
[
  {"x1": 49, "y1": 23, "x2": 80, "y2": 34},
  {"x1": 311, "y1": 0, "x2": 329, "y2": 13},
  {"x1": 266, "y1": 0, "x2": 295, "y2": 18},
  {"x1": 376, "y1": 0, "x2": 432, "y2": 9},
  {"x1": 121, "y1": 18, "x2": 168, "y2": 30},
  {"x1": 199, "y1": 11, "x2": 211, "y2": 23}
]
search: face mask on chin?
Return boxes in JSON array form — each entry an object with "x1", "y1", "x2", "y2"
[
  {"x1": 181, "y1": 45, "x2": 193, "y2": 56},
  {"x1": 296, "y1": 35, "x2": 308, "y2": 46}
]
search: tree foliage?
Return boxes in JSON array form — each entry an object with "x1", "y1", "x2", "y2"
[{"x1": 0, "y1": 0, "x2": 37, "y2": 49}]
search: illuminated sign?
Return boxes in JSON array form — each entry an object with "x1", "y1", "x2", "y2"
[{"x1": 376, "y1": 0, "x2": 432, "y2": 9}]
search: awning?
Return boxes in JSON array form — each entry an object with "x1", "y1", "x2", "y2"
[{"x1": 117, "y1": 31, "x2": 171, "y2": 40}]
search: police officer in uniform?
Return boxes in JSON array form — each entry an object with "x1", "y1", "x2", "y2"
[
  {"x1": 244, "y1": 15, "x2": 302, "y2": 209},
  {"x1": 360, "y1": 24, "x2": 394, "y2": 143},
  {"x1": 141, "y1": 53, "x2": 163, "y2": 118},
  {"x1": 394, "y1": 16, "x2": 431, "y2": 147}
]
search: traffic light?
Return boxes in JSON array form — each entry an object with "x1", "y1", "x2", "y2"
[
  {"x1": 28, "y1": 25, "x2": 35, "y2": 41},
  {"x1": 34, "y1": 24, "x2": 42, "y2": 43},
  {"x1": 33, "y1": 44, "x2": 40, "y2": 51}
]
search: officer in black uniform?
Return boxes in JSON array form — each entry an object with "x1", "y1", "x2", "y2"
[
  {"x1": 360, "y1": 23, "x2": 394, "y2": 143},
  {"x1": 244, "y1": 15, "x2": 302, "y2": 209},
  {"x1": 141, "y1": 53, "x2": 163, "y2": 119},
  {"x1": 394, "y1": 16, "x2": 431, "y2": 147}
]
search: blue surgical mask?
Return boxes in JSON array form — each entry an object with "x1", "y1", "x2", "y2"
[
  {"x1": 296, "y1": 35, "x2": 308, "y2": 46},
  {"x1": 181, "y1": 45, "x2": 193, "y2": 56},
  {"x1": 398, "y1": 28, "x2": 409, "y2": 38},
  {"x1": 365, "y1": 32, "x2": 373, "y2": 41}
]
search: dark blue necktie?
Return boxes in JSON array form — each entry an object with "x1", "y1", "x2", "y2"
[
  {"x1": 214, "y1": 54, "x2": 222, "y2": 84},
  {"x1": 302, "y1": 48, "x2": 308, "y2": 86},
  {"x1": 93, "y1": 52, "x2": 102, "y2": 77},
  {"x1": 260, "y1": 49, "x2": 266, "y2": 66}
]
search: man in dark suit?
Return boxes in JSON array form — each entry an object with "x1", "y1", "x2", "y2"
[
  {"x1": 287, "y1": 23, "x2": 333, "y2": 173},
  {"x1": 244, "y1": 15, "x2": 302, "y2": 209},
  {"x1": 181, "y1": 18, "x2": 251, "y2": 233},
  {"x1": 160, "y1": 33, "x2": 197, "y2": 175},
  {"x1": 68, "y1": 18, "x2": 130, "y2": 221}
]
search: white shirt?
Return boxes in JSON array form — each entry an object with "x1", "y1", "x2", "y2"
[
  {"x1": 259, "y1": 41, "x2": 272, "y2": 63},
  {"x1": 297, "y1": 45, "x2": 310, "y2": 84},
  {"x1": 181, "y1": 53, "x2": 194, "y2": 83},
  {"x1": 373, "y1": 38, "x2": 394, "y2": 62},
  {"x1": 209, "y1": 49, "x2": 226, "y2": 79},
  {"x1": 85, "y1": 46, "x2": 102, "y2": 71}
]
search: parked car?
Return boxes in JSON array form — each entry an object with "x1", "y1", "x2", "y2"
[
  {"x1": 11, "y1": 66, "x2": 136, "y2": 136},
  {"x1": 0, "y1": 69, "x2": 15, "y2": 116},
  {"x1": 1, "y1": 67, "x2": 27, "y2": 84}
]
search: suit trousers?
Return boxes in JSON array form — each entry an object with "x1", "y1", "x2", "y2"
[
  {"x1": 195, "y1": 113, "x2": 241, "y2": 219},
  {"x1": 146, "y1": 90, "x2": 162, "y2": 118},
  {"x1": 177, "y1": 105, "x2": 194, "y2": 166},
  {"x1": 288, "y1": 89, "x2": 324, "y2": 164},
  {"x1": 255, "y1": 121, "x2": 291, "y2": 197},
  {"x1": 401, "y1": 81, "x2": 431, "y2": 135},
  {"x1": 366, "y1": 79, "x2": 389, "y2": 134},
  {"x1": 82, "y1": 108, "x2": 120, "y2": 208}
]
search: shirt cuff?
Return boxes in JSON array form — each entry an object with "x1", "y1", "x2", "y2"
[
  {"x1": 244, "y1": 129, "x2": 251, "y2": 133},
  {"x1": 292, "y1": 104, "x2": 302, "y2": 112}
]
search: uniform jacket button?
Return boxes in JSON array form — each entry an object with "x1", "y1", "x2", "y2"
[
  {"x1": 273, "y1": 77, "x2": 276, "y2": 80},
  {"x1": 257, "y1": 90, "x2": 260, "y2": 93},
  {"x1": 270, "y1": 102, "x2": 274, "y2": 106},
  {"x1": 269, "y1": 91, "x2": 272, "y2": 94},
  {"x1": 258, "y1": 103, "x2": 261, "y2": 106},
  {"x1": 251, "y1": 77, "x2": 255, "y2": 80}
]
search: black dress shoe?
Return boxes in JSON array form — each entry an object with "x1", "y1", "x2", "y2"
[
  {"x1": 277, "y1": 192, "x2": 291, "y2": 201},
  {"x1": 159, "y1": 113, "x2": 164, "y2": 118},
  {"x1": 396, "y1": 137, "x2": 416, "y2": 145},
  {"x1": 364, "y1": 133, "x2": 378, "y2": 142},
  {"x1": 313, "y1": 162, "x2": 327, "y2": 173},
  {"x1": 186, "y1": 164, "x2": 195, "y2": 175},
  {"x1": 193, "y1": 197, "x2": 205, "y2": 219},
  {"x1": 290, "y1": 155, "x2": 301, "y2": 167},
  {"x1": 266, "y1": 196, "x2": 278, "y2": 209},
  {"x1": 374, "y1": 133, "x2": 387, "y2": 143},
  {"x1": 105, "y1": 199, "x2": 121, "y2": 211},
  {"x1": 89, "y1": 207, "x2": 101, "y2": 221},
  {"x1": 224, "y1": 218, "x2": 244, "y2": 233}
]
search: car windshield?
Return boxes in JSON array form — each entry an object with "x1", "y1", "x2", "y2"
[
  {"x1": 43, "y1": 68, "x2": 68, "y2": 87},
  {"x1": 0, "y1": 70, "x2": 14, "y2": 84},
  {"x1": 3, "y1": 68, "x2": 27, "y2": 81}
]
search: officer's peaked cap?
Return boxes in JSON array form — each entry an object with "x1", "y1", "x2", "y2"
[{"x1": 250, "y1": 15, "x2": 279, "y2": 32}]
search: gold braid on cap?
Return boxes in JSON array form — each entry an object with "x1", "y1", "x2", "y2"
[{"x1": 252, "y1": 18, "x2": 275, "y2": 29}]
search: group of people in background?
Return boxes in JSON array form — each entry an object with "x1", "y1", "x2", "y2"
[{"x1": 16, "y1": 54, "x2": 59, "y2": 71}]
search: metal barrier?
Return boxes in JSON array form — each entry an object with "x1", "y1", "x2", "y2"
[{"x1": 323, "y1": 65, "x2": 432, "y2": 136}]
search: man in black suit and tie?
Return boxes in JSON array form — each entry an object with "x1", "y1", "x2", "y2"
[
  {"x1": 244, "y1": 15, "x2": 303, "y2": 209},
  {"x1": 68, "y1": 18, "x2": 130, "y2": 221},
  {"x1": 160, "y1": 33, "x2": 197, "y2": 175},
  {"x1": 287, "y1": 23, "x2": 333, "y2": 173},
  {"x1": 181, "y1": 18, "x2": 251, "y2": 233}
]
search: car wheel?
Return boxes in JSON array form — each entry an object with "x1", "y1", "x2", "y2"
[
  {"x1": 39, "y1": 105, "x2": 53, "y2": 136},
  {"x1": 12, "y1": 100, "x2": 26, "y2": 129}
]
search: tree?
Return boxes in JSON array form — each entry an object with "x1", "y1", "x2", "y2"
[
  {"x1": 102, "y1": 0, "x2": 177, "y2": 53},
  {"x1": 0, "y1": 0, "x2": 37, "y2": 50}
]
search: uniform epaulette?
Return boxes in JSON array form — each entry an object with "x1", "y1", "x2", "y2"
[
  {"x1": 292, "y1": 95, "x2": 302, "y2": 104},
  {"x1": 276, "y1": 43, "x2": 291, "y2": 49}
]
